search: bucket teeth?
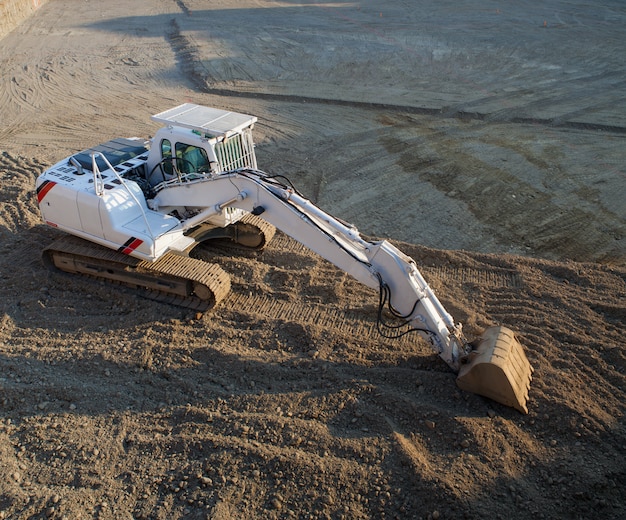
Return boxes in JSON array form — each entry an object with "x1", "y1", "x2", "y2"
[{"x1": 456, "y1": 326, "x2": 533, "y2": 413}]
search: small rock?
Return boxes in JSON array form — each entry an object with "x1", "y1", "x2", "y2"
[
  {"x1": 271, "y1": 498, "x2": 283, "y2": 510},
  {"x1": 425, "y1": 420, "x2": 436, "y2": 429},
  {"x1": 432, "y1": 511, "x2": 440, "y2": 519},
  {"x1": 460, "y1": 439, "x2": 470, "y2": 449}
]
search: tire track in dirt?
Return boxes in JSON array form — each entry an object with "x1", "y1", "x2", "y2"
[
  {"x1": 1, "y1": 54, "x2": 71, "y2": 109},
  {"x1": 205, "y1": 232, "x2": 390, "y2": 346},
  {"x1": 1, "y1": 19, "x2": 170, "y2": 152},
  {"x1": 0, "y1": 152, "x2": 45, "y2": 233},
  {"x1": 0, "y1": 52, "x2": 104, "y2": 148},
  {"x1": 165, "y1": 2, "x2": 626, "y2": 133},
  {"x1": 226, "y1": 291, "x2": 383, "y2": 344},
  {"x1": 8, "y1": 64, "x2": 43, "y2": 112},
  {"x1": 423, "y1": 266, "x2": 521, "y2": 289},
  {"x1": 164, "y1": 6, "x2": 626, "y2": 134},
  {"x1": 377, "y1": 118, "x2": 626, "y2": 264}
]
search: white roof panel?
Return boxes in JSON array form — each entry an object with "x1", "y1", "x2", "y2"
[{"x1": 151, "y1": 103, "x2": 257, "y2": 137}]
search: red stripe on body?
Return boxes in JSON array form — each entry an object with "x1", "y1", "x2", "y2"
[
  {"x1": 36, "y1": 180, "x2": 57, "y2": 203},
  {"x1": 120, "y1": 238, "x2": 143, "y2": 255}
]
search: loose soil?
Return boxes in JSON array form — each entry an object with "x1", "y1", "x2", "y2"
[{"x1": 1, "y1": 1, "x2": 624, "y2": 519}]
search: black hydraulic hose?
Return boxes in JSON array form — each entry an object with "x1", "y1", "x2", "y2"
[{"x1": 375, "y1": 274, "x2": 437, "y2": 341}]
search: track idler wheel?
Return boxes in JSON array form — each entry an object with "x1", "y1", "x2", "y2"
[
  {"x1": 456, "y1": 326, "x2": 533, "y2": 413},
  {"x1": 231, "y1": 213, "x2": 276, "y2": 250}
]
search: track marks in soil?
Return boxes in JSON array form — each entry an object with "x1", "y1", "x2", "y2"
[
  {"x1": 0, "y1": 153, "x2": 45, "y2": 233},
  {"x1": 226, "y1": 292, "x2": 382, "y2": 344},
  {"x1": 378, "y1": 117, "x2": 626, "y2": 264},
  {"x1": 0, "y1": 42, "x2": 166, "y2": 153},
  {"x1": 159, "y1": 6, "x2": 626, "y2": 133}
]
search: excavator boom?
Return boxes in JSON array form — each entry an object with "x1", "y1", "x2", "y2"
[{"x1": 150, "y1": 167, "x2": 533, "y2": 412}]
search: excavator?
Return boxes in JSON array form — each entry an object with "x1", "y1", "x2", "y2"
[{"x1": 35, "y1": 103, "x2": 533, "y2": 413}]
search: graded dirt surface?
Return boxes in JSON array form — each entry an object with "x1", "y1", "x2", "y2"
[{"x1": 0, "y1": 1, "x2": 625, "y2": 519}]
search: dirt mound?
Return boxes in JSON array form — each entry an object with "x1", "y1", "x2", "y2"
[{"x1": 1, "y1": 152, "x2": 624, "y2": 519}]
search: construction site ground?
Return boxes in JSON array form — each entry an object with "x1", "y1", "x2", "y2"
[{"x1": 0, "y1": 1, "x2": 624, "y2": 519}]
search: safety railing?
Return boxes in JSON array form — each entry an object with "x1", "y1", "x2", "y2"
[
  {"x1": 90, "y1": 152, "x2": 157, "y2": 258},
  {"x1": 214, "y1": 128, "x2": 257, "y2": 172}
]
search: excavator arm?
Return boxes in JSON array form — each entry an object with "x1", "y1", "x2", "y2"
[{"x1": 150, "y1": 168, "x2": 533, "y2": 413}]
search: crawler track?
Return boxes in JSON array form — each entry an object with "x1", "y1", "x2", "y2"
[
  {"x1": 188, "y1": 213, "x2": 276, "y2": 253},
  {"x1": 43, "y1": 235, "x2": 231, "y2": 311}
]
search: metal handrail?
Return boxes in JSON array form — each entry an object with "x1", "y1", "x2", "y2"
[{"x1": 90, "y1": 152, "x2": 156, "y2": 258}]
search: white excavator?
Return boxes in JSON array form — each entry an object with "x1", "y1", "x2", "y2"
[{"x1": 35, "y1": 103, "x2": 533, "y2": 413}]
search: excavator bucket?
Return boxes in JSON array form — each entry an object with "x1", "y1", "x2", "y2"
[{"x1": 456, "y1": 326, "x2": 533, "y2": 413}]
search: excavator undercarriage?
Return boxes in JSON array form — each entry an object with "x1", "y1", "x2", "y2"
[
  {"x1": 187, "y1": 213, "x2": 276, "y2": 252},
  {"x1": 43, "y1": 234, "x2": 231, "y2": 310},
  {"x1": 42, "y1": 214, "x2": 275, "y2": 311}
]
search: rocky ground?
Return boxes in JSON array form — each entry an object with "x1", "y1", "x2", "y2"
[{"x1": 0, "y1": 1, "x2": 624, "y2": 519}]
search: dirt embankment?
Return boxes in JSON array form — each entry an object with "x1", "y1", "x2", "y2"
[{"x1": 0, "y1": 0, "x2": 48, "y2": 41}]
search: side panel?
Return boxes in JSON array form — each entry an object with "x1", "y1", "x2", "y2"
[
  {"x1": 77, "y1": 191, "x2": 104, "y2": 236},
  {"x1": 37, "y1": 180, "x2": 81, "y2": 230}
]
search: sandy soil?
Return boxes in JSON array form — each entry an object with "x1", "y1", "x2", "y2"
[{"x1": 1, "y1": 1, "x2": 625, "y2": 519}]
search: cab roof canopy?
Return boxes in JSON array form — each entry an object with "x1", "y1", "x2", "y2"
[{"x1": 151, "y1": 104, "x2": 257, "y2": 138}]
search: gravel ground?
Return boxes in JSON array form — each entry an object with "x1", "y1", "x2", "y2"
[{"x1": 0, "y1": 1, "x2": 624, "y2": 519}]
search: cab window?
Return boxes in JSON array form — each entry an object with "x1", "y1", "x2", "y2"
[
  {"x1": 175, "y1": 143, "x2": 210, "y2": 174},
  {"x1": 161, "y1": 139, "x2": 173, "y2": 175}
]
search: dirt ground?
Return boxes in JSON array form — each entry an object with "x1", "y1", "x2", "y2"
[{"x1": 1, "y1": 1, "x2": 625, "y2": 519}]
